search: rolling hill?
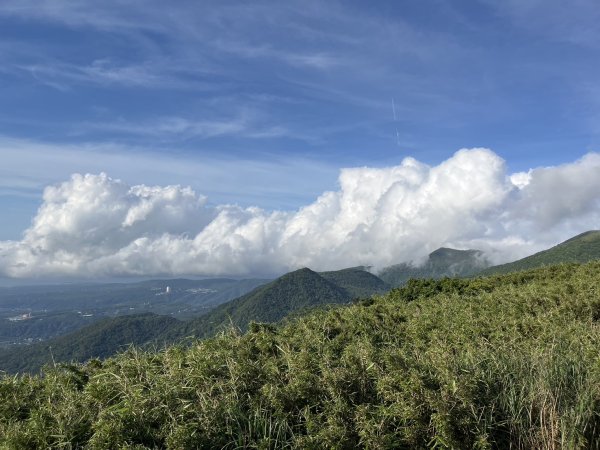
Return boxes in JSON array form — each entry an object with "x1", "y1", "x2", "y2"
[
  {"x1": 378, "y1": 247, "x2": 490, "y2": 287},
  {"x1": 480, "y1": 230, "x2": 600, "y2": 275},
  {"x1": 319, "y1": 266, "x2": 389, "y2": 298},
  {"x1": 0, "y1": 267, "x2": 388, "y2": 373},
  {"x1": 0, "y1": 313, "x2": 179, "y2": 373},
  {"x1": 0, "y1": 277, "x2": 269, "y2": 347},
  {"x1": 172, "y1": 267, "x2": 382, "y2": 341}
]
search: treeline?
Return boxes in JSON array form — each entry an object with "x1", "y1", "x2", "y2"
[{"x1": 1, "y1": 262, "x2": 600, "y2": 448}]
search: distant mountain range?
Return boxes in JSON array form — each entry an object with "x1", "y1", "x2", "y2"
[
  {"x1": 0, "y1": 267, "x2": 389, "y2": 373},
  {"x1": 378, "y1": 247, "x2": 490, "y2": 287},
  {"x1": 378, "y1": 230, "x2": 600, "y2": 285},
  {"x1": 0, "y1": 277, "x2": 269, "y2": 347},
  {"x1": 3, "y1": 230, "x2": 600, "y2": 374}
]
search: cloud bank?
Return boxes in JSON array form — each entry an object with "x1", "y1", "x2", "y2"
[{"x1": 1, "y1": 148, "x2": 599, "y2": 278}]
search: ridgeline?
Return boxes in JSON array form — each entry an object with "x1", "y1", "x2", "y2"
[
  {"x1": 481, "y1": 230, "x2": 600, "y2": 275},
  {"x1": 378, "y1": 247, "x2": 489, "y2": 286}
]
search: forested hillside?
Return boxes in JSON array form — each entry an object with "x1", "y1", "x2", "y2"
[
  {"x1": 174, "y1": 267, "x2": 389, "y2": 341},
  {"x1": 0, "y1": 267, "x2": 387, "y2": 373},
  {"x1": 0, "y1": 314, "x2": 179, "y2": 373},
  {"x1": 2, "y1": 262, "x2": 599, "y2": 448},
  {"x1": 319, "y1": 267, "x2": 389, "y2": 298}
]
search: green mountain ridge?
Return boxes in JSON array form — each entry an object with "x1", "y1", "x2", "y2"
[
  {"x1": 173, "y1": 266, "x2": 389, "y2": 341},
  {"x1": 0, "y1": 313, "x2": 179, "y2": 373},
  {"x1": 319, "y1": 266, "x2": 389, "y2": 298},
  {"x1": 378, "y1": 247, "x2": 489, "y2": 286},
  {"x1": 5, "y1": 230, "x2": 600, "y2": 376},
  {"x1": 480, "y1": 230, "x2": 600, "y2": 275},
  {"x1": 170, "y1": 267, "x2": 351, "y2": 341},
  {"x1": 0, "y1": 267, "x2": 387, "y2": 373}
]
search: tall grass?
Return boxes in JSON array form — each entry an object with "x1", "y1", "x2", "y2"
[{"x1": 1, "y1": 262, "x2": 599, "y2": 448}]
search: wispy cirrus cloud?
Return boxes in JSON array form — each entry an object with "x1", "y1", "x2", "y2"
[
  {"x1": 0, "y1": 0, "x2": 162, "y2": 33},
  {"x1": 480, "y1": 0, "x2": 600, "y2": 48},
  {"x1": 15, "y1": 57, "x2": 221, "y2": 92},
  {"x1": 0, "y1": 0, "x2": 464, "y2": 99},
  {"x1": 77, "y1": 114, "x2": 300, "y2": 142},
  {"x1": 0, "y1": 135, "x2": 339, "y2": 212}
]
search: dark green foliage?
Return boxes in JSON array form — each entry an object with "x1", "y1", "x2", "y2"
[
  {"x1": 0, "y1": 312, "x2": 100, "y2": 347},
  {"x1": 379, "y1": 247, "x2": 490, "y2": 287},
  {"x1": 174, "y1": 267, "x2": 357, "y2": 340},
  {"x1": 319, "y1": 267, "x2": 390, "y2": 299},
  {"x1": 0, "y1": 314, "x2": 179, "y2": 373},
  {"x1": 0, "y1": 267, "x2": 387, "y2": 373},
  {"x1": 2, "y1": 262, "x2": 600, "y2": 448},
  {"x1": 481, "y1": 230, "x2": 600, "y2": 275}
]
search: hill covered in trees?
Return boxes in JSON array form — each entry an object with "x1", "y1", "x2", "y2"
[
  {"x1": 170, "y1": 267, "x2": 389, "y2": 341},
  {"x1": 0, "y1": 314, "x2": 179, "y2": 373},
  {"x1": 0, "y1": 277, "x2": 269, "y2": 348},
  {"x1": 319, "y1": 267, "x2": 389, "y2": 298},
  {"x1": 0, "y1": 267, "x2": 388, "y2": 373},
  {"x1": 1, "y1": 262, "x2": 600, "y2": 448}
]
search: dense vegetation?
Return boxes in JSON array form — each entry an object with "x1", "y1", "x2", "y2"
[
  {"x1": 379, "y1": 247, "x2": 489, "y2": 287},
  {"x1": 1, "y1": 262, "x2": 599, "y2": 448},
  {"x1": 0, "y1": 268, "x2": 387, "y2": 374},
  {"x1": 0, "y1": 312, "x2": 99, "y2": 348},
  {"x1": 175, "y1": 267, "x2": 388, "y2": 340},
  {"x1": 481, "y1": 230, "x2": 600, "y2": 275},
  {"x1": 319, "y1": 267, "x2": 389, "y2": 298},
  {"x1": 0, "y1": 314, "x2": 179, "y2": 373}
]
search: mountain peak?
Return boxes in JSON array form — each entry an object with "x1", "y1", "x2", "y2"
[
  {"x1": 379, "y1": 247, "x2": 489, "y2": 287},
  {"x1": 429, "y1": 247, "x2": 482, "y2": 259}
]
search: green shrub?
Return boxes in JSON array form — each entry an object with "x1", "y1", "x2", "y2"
[{"x1": 1, "y1": 262, "x2": 600, "y2": 448}]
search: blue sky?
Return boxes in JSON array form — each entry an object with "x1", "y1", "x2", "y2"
[{"x1": 1, "y1": 1, "x2": 599, "y2": 246}]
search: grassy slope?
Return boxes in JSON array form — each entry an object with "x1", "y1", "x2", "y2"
[
  {"x1": 2, "y1": 262, "x2": 600, "y2": 448},
  {"x1": 481, "y1": 230, "x2": 600, "y2": 275}
]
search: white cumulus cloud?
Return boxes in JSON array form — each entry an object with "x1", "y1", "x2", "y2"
[{"x1": 1, "y1": 148, "x2": 599, "y2": 278}]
